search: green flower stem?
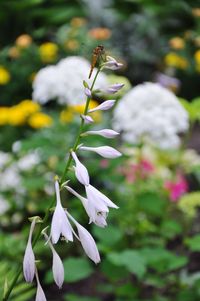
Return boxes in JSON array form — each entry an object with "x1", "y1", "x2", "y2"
[
  {"x1": 60, "y1": 67, "x2": 101, "y2": 184},
  {"x1": 3, "y1": 67, "x2": 101, "y2": 301}
]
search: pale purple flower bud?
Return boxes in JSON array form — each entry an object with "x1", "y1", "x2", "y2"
[
  {"x1": 84, "y1": 88, "x2": 92, "y2": 98},
  {"x1": 80, "y1": 146, "x2": 122, "y2": 159},
  {"x1": 35, "y1": 269, "x2": 47, "y2": 301},
  {"x1": 105, "y1": 83, "x2": 124, "y2": 94},
  {"x1": 103, "y1": 56, "x2": 123, "y2": 70},
  {"x1": 66, "y1": 212, "x2": 101, "y2": 264},
  {"x1": 66, "y1": 185, "x2": 107, "y2": 228},
  {"x1": 71, "y1": 151, "x2": 90, "y2": 186},
  {"x1": 83, "y1": 129, "x2": 119, "y2": 139},
  {"x1": 52, "y1": 249, "x2": 64, "y2": 288},
  {"x1": 51, "y1": 180, "x2": 73, "y2": 244},
  {"x1": 81, "y1": 115, "x2": 94, "y2": 124},
  {"x1": 76, "y1": 223, "x2": 101, "y2": 264},
  {"x1": 88, "y1": 100, "x2": 116, "y2": 113},
  {"x1": 43, "y1": 233, "x2": 64, "y2": 289},
  {"x1": 23, "y1": 219, "x2": 36, "y2": 283}
]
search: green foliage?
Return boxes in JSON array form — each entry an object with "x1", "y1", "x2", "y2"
[
  {"x1": 185, "y1": 235, "x2": 200, "y2": 251},
  {"x1": 64, "y1": 294, "x2": 100, "y2": 301},
  {"x1": 108, "y1": 250, "x2": 146, "y2": 279},
  {"x1": 0, "y1": 262, "x2": 35, "y2": 301}
]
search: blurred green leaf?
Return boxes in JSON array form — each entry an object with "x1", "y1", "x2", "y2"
[
  {"x1": 63, "y1": 257, "x2": 94, "y2": 283},
  {"x1": 137, "y1": 192, "x2": 167, "y2": 217},
  {"x1": 185, "y1": 235, "x2": 200, "y2": 251},
  {"x1": 64, "y1": 294, "x2": 100, "y2": 301},
  {"x1": 93, "y1": 225, "x2": 123, "y2": 247},
  {"x1": 160, "y1": 220, "x2": 182, "y2": 239},
  {"x1": 108, "y1": 249, "x2": 146, "y2": 278}
]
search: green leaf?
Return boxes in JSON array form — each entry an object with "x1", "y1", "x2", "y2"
[
  {"x1": 92, "y1": 225, "x2": 123, "y2": 247},
  {"x1": 63, "y1": 257, "x2": 94, "y2": 283},
  {"x1": 160, "y1": 220, "x2": 182, "y2": 239},
  {"x1": 137, "y1": 192, "x2": 167, "y2": 217},
  {"x1": 64, "y1": 294, "x2": 100, "y2": 301},
  {"x1": 116, "y1": 282, "x2": 139, "y2": 297},
  {"x1": 108, "y1": 250, "x2": 146, "y2": 279},
  {"x1": 185, "y1": 235, "x2": 200, "y2": 251},
  {"x1": 100, "y1": 259, "x2": 129, "y2": 281},
  {"x1": 140, "y1": 247, "x2": 187, "y2": 273}
]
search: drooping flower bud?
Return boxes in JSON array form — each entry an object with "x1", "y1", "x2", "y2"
[
  {"x1": 43, "y1": 232, "x2": 64, "y2": 289},
  {"x1": 81, "y1": 114, "x2": 94, "y2": 124},
  {"x1": 66, "y1": 212, "x2": 101, "y2": 264},
  {"x1": 23, "y1": 219, "x2": 36, "y2": 283},
  {"x1": 71, "y1": 151, "x2": 90, "y2": 186},
  {"x1": 84, "y1": 87, "x2": 92, "y2": 98},
  {"x1": 105, "y1": 83, "x2": 124, "y2": 94},
  {"x1": 80, "y1": 145, "x2": 122, "y2": 159},
  {"x1": 51, "y1": 180, "x2": 73, "y2": 244},
  {"x1": 83, "y1": 129, "x2": 119, "y2": 139},
  {"x1": 88, "y1": 100, "x2": 116, "y2": 113},
  {"x1": 103, "y1": 56, "x2": 123, "y2": 70},
  {"x1": 35, "y1": 269, "x2": 47, "y2": 301}
]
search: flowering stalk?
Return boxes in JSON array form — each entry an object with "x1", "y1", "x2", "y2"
[
  {"x1": 3, "y1": 53, "x2": 123, "y2": 301},
  {"x1": 3, "y1": 66, "x2": 102, "y2": 301}
]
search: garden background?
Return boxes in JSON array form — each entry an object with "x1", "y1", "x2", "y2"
[{"x1": 1, "y1": 0, "x2": 200, "y2": 301}]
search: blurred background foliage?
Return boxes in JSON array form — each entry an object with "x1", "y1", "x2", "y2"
[{"x1": 1, "y1": 0, "x2": 200, "y2": 301}]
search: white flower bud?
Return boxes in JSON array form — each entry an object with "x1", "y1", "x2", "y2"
[
  {"x1": 76, "y1": 223, "x2": 101, "y2": 264},
  {"x1": 52, "y1": 249, "x2": 64, "y2": 289},
  {"x1": 23, "y1": 219, "x2": 36, "y2": 283},
  {"x1": 105, "y1": 83, "x2": 124, "y2": 94},
  {"x1": 103, "y1": 56, "x2": 123, "y2": 70},
  {"x1": 35, "y1": 269, "x2": 47, "y2": 301},
  {"x1": 83, "y1": 129, "x2": 119, "y2": 139},
  {"x1": 80, "y1": 146, "x2": 122, "y2": 159},
  {"x1": 71, "y1": 151, "x2": 90, "y2": 186},
  {"x1": 88, "y1": 100, "x2": 116, "y2": 113},
  {"x1": 84, "y1": 88, "x2": 92, "y2": 98},
  {"x1": 66, "y1": 212, "x2": 101, "y2": 264},
  {"x1": 81, "y1": 115, "x2": 94, "y2": 124},
  {"x1": 43, "y1": 232, "x2": 64, "y2": 289}
]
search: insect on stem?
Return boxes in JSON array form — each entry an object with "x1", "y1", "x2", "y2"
[{"x1": 88, "y1": 45, "x2": 105, "y2": 79}]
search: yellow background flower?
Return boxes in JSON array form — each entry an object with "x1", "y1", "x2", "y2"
[
  {"x1": 164, "y1": 52, "x2": 188, "y2": 69},
  {"x1": 0, "y1": 107, "x2": 9, "y2": 125},
  {"x1": 0, "y1": 66, "x2": 10, "y2": 85},
  {"x1": 39, "y1": 42, "x2": 58, "y2": 63},
  {"x1": 28, "y1": 112, "x2": 53, "y2": 128}
]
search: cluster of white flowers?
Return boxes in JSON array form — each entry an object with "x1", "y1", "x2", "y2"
[
  {"x1": 32, "y1": 56, "x2": 108, "y2": 106},
  {"x1": 23, "y1": 55, "x2": 123, "y2": 301},
  {"x1": 0, "y1": 150, "x2": 40, "y2": 192},
  {"x1": 112, "y1": 82, "x2": 189, "y2": 149}
]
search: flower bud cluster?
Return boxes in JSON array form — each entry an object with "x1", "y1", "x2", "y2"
[{"x1": 22, "y1": 54, "x2": 123, "y2": 300}]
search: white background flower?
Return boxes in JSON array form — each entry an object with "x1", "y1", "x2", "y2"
[
  {"x1": 112, "y1": 82, "x2": 189, "y2": 149},
  {"x1": 32, "y1": 56, "x2": 108, "y2": 106}
]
